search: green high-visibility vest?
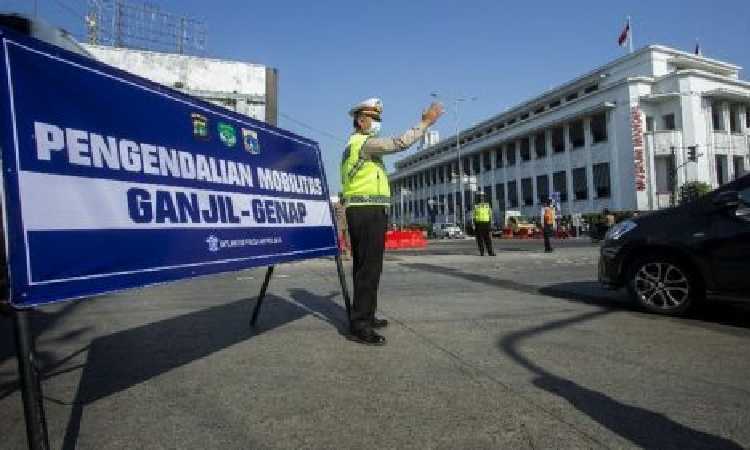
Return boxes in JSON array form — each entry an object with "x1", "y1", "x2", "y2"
[
  {"x1": 341, "y1": 133, "x2": 391, "y2": 206},
  {"x1": 473, "y1": 202, "x2": 492, "y2": 223}
]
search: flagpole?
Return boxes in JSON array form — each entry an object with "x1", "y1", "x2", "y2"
[{"x1": 628, "y1": 16, "x2": 634, "y2": 53}]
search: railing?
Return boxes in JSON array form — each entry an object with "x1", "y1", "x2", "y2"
[{"x1": 656, "y1": 192, "x2": 673, "y2": 209}]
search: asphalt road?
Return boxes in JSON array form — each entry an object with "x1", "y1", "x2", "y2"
[{"x1": 1, "y1": 239, "x2": 749, "y2": 449}]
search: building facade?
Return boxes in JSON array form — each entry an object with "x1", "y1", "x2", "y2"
[
  {"x1": 82, "y1": 44, "x2": 278, "y2": 125},
  {"x1": 390, "y1": 45, "x2": 750, "y2": 226}
]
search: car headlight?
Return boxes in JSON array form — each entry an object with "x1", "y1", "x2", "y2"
[{"x1": 605, "y1": 219, "x2": 637, "y2": 240}]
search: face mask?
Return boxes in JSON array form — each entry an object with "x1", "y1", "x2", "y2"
[{"x1": 369, "y1": 120, "x2": 382, "y2": 136}]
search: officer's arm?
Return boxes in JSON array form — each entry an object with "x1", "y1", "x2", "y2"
[{"x1": 360, "y1": 123, "x2": 428, "y2": 157}]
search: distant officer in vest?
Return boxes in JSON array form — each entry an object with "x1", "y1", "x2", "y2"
[
  {"x1": 542, "y1": 199, "x2": 556, "y2": 253},
  {"x1": 341, "y1": 98, "x2": 443, "y2": 345},
  {"x1": 472, "y1": 192, "x2": 494, "y2": 256}
]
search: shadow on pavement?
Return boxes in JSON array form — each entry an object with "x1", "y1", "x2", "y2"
[
  {"x1": 0, "y1": 301, "x2": 91, "y2": 400},
  {"x1": 288, "y1": 289, "x2": 350, "y2": 335},
  {"x1": 406, "y1": 262, "x2": 744, "y2": 447},
  {"x1": 403, "y1": 263, "x2": 750, "y2": 330},
  {"x1": 500, "y1": 311, "x2": 743, "y2": 450},
  {"x1": 61, "y1": 295, "x2": 309, "y2": 450}
]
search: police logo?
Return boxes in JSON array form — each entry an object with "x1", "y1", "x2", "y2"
[
  {"x1": 206, "y1": 235, "x2": 220, "y2": 252},
  {"x1": 242, "y1": 128, "x2": 260, "y2": 155},
  {"x1": 191, "y1": 113, "x2": 209, "y2": 140},
  {"x1": 218, "y1": 122, "x2": 237, "y2": 147}
]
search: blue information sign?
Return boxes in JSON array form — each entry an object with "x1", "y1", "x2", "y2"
[{"x1": 0, "y1": 28, "x2": 338, "y2": 307}]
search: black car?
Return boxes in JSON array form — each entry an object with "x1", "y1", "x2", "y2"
[{"x1": 599, "y1": 173, "x2": 750, "y2": 315}]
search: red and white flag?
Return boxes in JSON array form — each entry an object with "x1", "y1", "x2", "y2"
[{"x1": 618, "y1": 19, "x2": 630, "y2": 48}]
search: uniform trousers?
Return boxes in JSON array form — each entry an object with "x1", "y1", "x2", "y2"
[
  {"x1": 543, "y1": 224, "x2": 554, "y2": 251},
  {"x1": 475, "y1": 222, "x2": 494, "y2": 255},
  {"x1": 346, "y1": 205, "x2": 388, "y2": 332}
]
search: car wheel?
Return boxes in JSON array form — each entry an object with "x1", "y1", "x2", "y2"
[{"x1": 626, "y1": 255, "x2": 702, "y2": 316}]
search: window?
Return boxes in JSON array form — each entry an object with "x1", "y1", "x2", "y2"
[
  {"x1": 593, "y1": 163, "x2": 611, "y2": 198},
  {"x1": 646, "y1": 116, "x2": 655, "y2": 132},
  {"x1": 507, "y1": 181, "x2": 518, "y2": 208},
  {"x1": 730, "y1": 104, "x2": 741, "y2": 133},
  {"x1": 520, "y1": 138, "x2": 531, "y2": 162},
  {"x1": 550, "y1": 100, "x2": 561, "y2": 108},
  {"x1": 572, "y1": 167, "x2": 588, "y2": 200},
  {"x1": 464, "y1": 190, "x2": 472, "y2": 211},
  {"x1": 662, "y1": 113, "x2": 676, "y2": 131},
  {"x1": 432, "y1": 168, "x2": 438, "y2": 185},
  {"x1": 521, "y1": 178, "x2": 534, "y2": 206},
  {"x1": 534, "y1": 106, "x2": 545, "y2": 115},
  {"x1": 712, "y1": 101, "x2": 724, "y2": 130},
  {"x1": 495, "y1": 183, "x2": 506, "y2": 209},
  {"x1": 733, "y1": 156, "x2": 745, "y2": 179},
  {"x1": 495, "y1": 146, "x2": 504, "y2": 168},
  {"x1": 553, "y1": 170, "x2": 568, "y2": 202},
  {"x1": 419, "y1": 199, "x2": 425, "y2": 217},
  {"x1": 520, "y1": 113, "x2": 529, "y2": 121},
  {"x1": 447, "y1": 193, "x2": 454, "y2": 214},
  {"x1": 536, "y1": 175, "x2": 549, "y2": 204},
  {"x1": 584, "y1": 84, "x2": 599, "y2": 94},
  {"x1": 566, "y1": 92, "x2": 579, "y2": 101},
  {"x1": 746, "y1": 108, "x2": 750, "y2": 129},
  {"x1": 534, "y1": 132, "x2": 547, "y2": 158},
  {"x1": 591, "y1": 112, "x2": 607, "y2": 143},
  {"x1": 716, "y1": 155, "x2": 728, "y2": 185},
  {"x1": 455, "y1": 190, "x2": 462, "y2": 211},
  {"x1": 483, "y1": 186, "x2": 493, "y2": 206},
  {"x1": 552, "y1": 126, "x2": 565, "y2": 153},
  {"x1": 569, "y1": 120, "x2": 585, "y2": 149},
  {"x1": 506, "y1": 144, "x2": 517, "y2": 166},
  {"x1": 438, "y1": 195, "x2": 445, "y2": 213},
  {"x1": 462, "y1": 157, "x2": 470, "y2": 175},
  {"x1": 425, "y1": 170, "x2": 431, "y2": 186},
  {"x1": 483, "y1": 151, "x2": 492, "y2": 170},
  {"x1": 472, "y1": 154, "x2": 480, "y2": 173}
]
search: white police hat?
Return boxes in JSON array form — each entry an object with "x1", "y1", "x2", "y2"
[{"x1": 349, "y1": 98, "x2": 383, "y2": 118}]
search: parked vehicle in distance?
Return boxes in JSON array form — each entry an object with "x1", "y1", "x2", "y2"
[
  {"x1": 434, "y1": 223, "x2": 464, "y2": 239},
  {"x1": 598, "y1": 174, "x2": 750, "y2": 315}
]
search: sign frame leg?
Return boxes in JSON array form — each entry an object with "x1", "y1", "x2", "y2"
[
  {"x1": 250, "y1": 265, "x2": 275, "y2": 327},
  {"x1": 13, "y1": 309, "x2": 50, "y2": 450}
]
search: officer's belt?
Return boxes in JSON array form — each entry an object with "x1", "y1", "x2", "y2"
[{"x1": 345, "y1": 195, "x2": 391, "y2": 205}]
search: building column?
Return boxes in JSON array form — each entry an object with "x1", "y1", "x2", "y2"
[
  {"x1": 564, "y1": 124, "x2": 575, "y2": 212},
  {"x1": 584, "y1": 116, "x2": 595, "y2": 211}
]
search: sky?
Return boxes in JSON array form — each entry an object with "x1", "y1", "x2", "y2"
[{"x1": 3, "y1": 0, "x2": 749, "y2": 192}]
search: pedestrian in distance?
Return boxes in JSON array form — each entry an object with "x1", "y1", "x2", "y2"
[
  {"x1": 472, "y1": 192, "x2": 494, "y2": 256},
  {"x1": 341, "y1": 98, "x2": 444, "y2": 345},
  {"x1": 542, "y1": 199, "x2": 556, "y2": 252}
]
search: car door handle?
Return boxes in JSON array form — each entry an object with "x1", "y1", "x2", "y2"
[{"x1": 693, "y1": 232, "x2": 705, "y2": 238}]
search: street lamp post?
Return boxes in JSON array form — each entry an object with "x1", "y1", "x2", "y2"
[{"x1": 431, "y1": 93, "x2": 477, "y2": 230}]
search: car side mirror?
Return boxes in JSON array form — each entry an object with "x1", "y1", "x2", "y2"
[{"x1": 713, "y1": 190, "x2": 739, "y2": 209}]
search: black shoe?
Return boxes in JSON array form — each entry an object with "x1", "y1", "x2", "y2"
[
  {"x1": 488, "y1": 252, "x2": 496, "y2": 256},
  {"x1": 347, "y1": 329, "x2": 386, "y2": 346},
  {"x1": 479, "y1": 253, "x2": 485, "y2": 256},
  {"x1": 372, "y1": 318, "x2": 389, "y2": 329}
]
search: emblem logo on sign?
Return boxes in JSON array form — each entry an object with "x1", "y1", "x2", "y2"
[
  {"x1": 242, "y1": 128, "x2": 260, "y2": 155},
  {"x1": 191, "y1": 113, "x2": 209, "y2": 140},
  {"x1": 218, "y1": 122, "x2": 237, "y2": 147},
  {"x1": 206, "y1": 235, "x2": 220, "y2": 252}
]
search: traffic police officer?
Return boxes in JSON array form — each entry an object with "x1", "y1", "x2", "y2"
[
  {"x1": 341, "y1": 98, "x2": 443, "y2": 345},
  {"x1": 472, "y1": 192, "x2": 494, "y2": 256}
]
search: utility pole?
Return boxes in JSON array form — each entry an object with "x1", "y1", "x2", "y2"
[{"x1": 431, "y1": 93, "x2": 477, "y2": 230}]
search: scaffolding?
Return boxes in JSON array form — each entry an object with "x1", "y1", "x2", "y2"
[{"x1": 85, "y1": 0, "x2": 207, "y2": 55}]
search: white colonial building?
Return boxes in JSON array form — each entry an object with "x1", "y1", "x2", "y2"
[{"x1": 390, "y1": 45, "x2": 750, "y2": 226}]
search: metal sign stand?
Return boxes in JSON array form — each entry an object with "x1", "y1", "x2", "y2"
[
  {"x1": 250, "y1": 255, "x2": 352, "y2": 328},
  {"x1": 11, "y1": 308, "x2": 50, "y2": 450}
]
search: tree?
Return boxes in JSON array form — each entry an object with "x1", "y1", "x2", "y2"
[{"x1": 679, "y1": 181, "x2": 711, "y2": 205}]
